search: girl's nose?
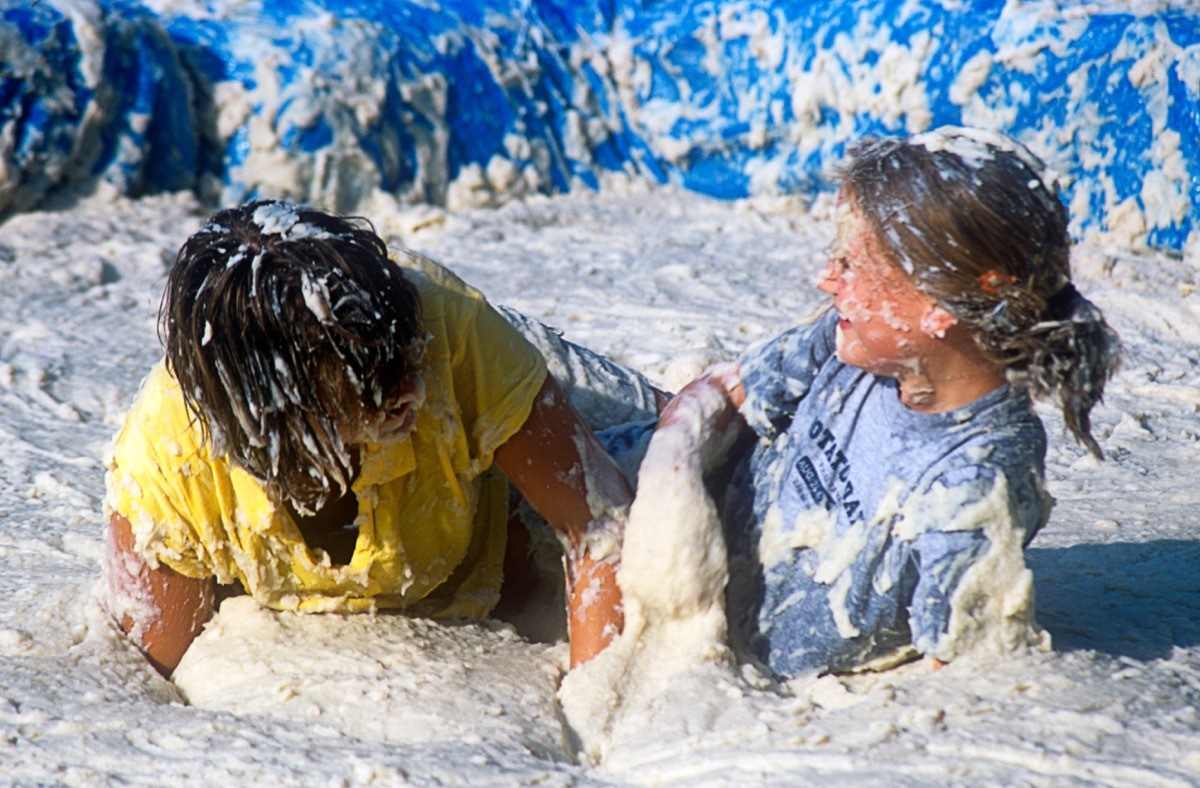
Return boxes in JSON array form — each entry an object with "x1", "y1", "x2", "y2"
[{"x1": 816, "y1": 261, "x2": 839, "y2": 294}]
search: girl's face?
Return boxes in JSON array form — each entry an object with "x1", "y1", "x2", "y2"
[
  {"x1": 817, "y1": 197, "x2": 945, "y2": 378},
  {"x1": 339, "y1": 374, "x2": 426, "y2": 447}
]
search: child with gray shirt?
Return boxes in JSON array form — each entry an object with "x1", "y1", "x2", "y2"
[{"x1": 655, "y1": 127, "x2": 1120, "y2": 676}]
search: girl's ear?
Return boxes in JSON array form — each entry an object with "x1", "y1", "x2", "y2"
[{"x1": 920, "y1": 305, "x2": 958, "y2": 338}]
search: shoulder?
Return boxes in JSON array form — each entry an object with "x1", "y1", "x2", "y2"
[
  {"x1": 389, "y1": 248, "x2": 481, "y2": 303},
  {"x1": 744, "y1": 309, "x2": 838, "y2": 369},
  {"x1": 929, "y1": 396, "x2": 1045, "y2": 482},
  {"x1": 753, "y1": 310, "x2": 842, "y2": 391},
  {"x1": 113, "y1": 362, "x2": 197, "y2": 446},
  {"x1": 109, "y1": 361, "x2": 215, "y2": 484},
  {"x1": 388, "y1": 248, "x2": 491, "y2": 338},
  {"x1": 738, "y1": 310, "x2": 843, "y2": 435},
  {"x1": 964, "y1": 387, "x2": 1047, "y2": 467},
  {"x1": 908, "y1": 389, "x2": 1051, "y2": 537},
  {"x1": 385, "y1": 249, "x2": 544, "y2": 420},
  {"x1": 106, "y1": 361, "x2": 219, "y2": 527}
]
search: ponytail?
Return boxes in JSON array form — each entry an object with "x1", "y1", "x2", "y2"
[{"x1": 1000, "y1": 284, "x2": 1121, "y2": 458}]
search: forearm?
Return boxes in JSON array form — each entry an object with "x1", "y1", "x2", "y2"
[
  {"x1": 497, "y1": 376, "x2": 633, "y2": 542},
  {"x1": 567, "y1": 549, "x2": 623, "y2": 666},
  {"x1": 496, "y1": 376, "x2": 634, "y2": 666}
]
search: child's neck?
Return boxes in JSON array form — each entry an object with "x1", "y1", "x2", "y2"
[{"x1": 896, "y1": 328, "x2": 1007, "y2": 413}]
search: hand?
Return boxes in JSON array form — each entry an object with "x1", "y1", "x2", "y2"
[{"x1": 657, "y1": 362, "x2": 744, "y2": 433}]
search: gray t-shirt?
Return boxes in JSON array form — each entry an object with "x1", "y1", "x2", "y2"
[{"x1": 726, "y1": 310, "x2": 1050, "y2": 675}]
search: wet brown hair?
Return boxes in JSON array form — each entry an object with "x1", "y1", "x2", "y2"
[
  {"x1": 842, "y1": 127, "x2": 1120, "y2": 457},
  {"x1": 160, "y1": 199, "x2": 424, "y2": 513}
]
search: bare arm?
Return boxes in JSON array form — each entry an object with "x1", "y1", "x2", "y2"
[
  {"x1": 106, "y1": 512, "x2": 215, "y2": 677},
  {"x1": 494, "y1": 375, "x2": 633, "y2": 668}
]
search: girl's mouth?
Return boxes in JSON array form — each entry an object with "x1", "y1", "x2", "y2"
[
  {"x1": 367, "y1": 375, "x2": 426, "y2": 443},
  {"x1": 377, "y1": 402, "x2": 417, "y2": 438}
]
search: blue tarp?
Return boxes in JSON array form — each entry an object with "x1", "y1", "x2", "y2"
[{"x1": 1, "y1": 0, "x2": 1196, "y2": 250}]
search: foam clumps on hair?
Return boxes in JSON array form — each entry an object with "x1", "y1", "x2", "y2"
[
  {"x1": 250, "y1": 201, "x2": 335, "y2": 242},
  {"x1": 299, "y1": 271, "x2": 334, "y2": 324},
  {"x1": 909, "y1": 126, "x2": 1062, "y2": 197}
]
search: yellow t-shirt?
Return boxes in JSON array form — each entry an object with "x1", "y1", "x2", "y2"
[{"x1": 105, "y1": 252, "x2": 548, "y2": 618}]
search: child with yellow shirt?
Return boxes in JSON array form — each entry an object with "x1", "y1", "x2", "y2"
[{"x1": 104, "y1": 199, "x2": 652, "y2": 677}]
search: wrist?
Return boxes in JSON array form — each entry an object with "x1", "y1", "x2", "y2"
[{"x1": 575, "y1": 509, "x2": 626, "y2": 564}]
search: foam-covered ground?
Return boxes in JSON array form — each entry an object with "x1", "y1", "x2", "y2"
[
  {"x1": 0, "y1": 184, "x2": 1197, "y2": 783},
  {"x1": 1, "y1": 0, "x2": 1197, "y2": 248}
]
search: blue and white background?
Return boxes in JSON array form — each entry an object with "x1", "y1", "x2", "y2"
[{"x1": 2, "y1": 0, "x2": 1198, "y2": 250}]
